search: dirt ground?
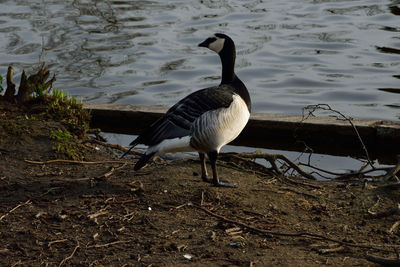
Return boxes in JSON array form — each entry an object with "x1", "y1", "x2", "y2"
[{"x1": 1, "y1": 99, "x2": 400, "y2": 266}]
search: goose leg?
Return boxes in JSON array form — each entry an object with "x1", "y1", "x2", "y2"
[
  {"x1": 199, "y1": 152, "x2": 211, "y2": 183},
  {"x1": 208, "y1": 151, "x2": 237, "y2": 188}
]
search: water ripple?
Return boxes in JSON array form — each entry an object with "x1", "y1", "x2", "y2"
[{"x1": 0, "y1": 0, "x2": 399, "y2": 120}]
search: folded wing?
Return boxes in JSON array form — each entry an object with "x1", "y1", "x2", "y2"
[{"x1": 131, "y1": 85, "x2": 235, "y2": 147}]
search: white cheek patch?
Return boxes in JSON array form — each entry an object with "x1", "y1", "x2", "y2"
[{"x1": 208, "y1": 37, "x2": 225, "y2": 53}]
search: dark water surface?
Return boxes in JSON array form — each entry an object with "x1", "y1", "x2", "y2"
[{"x1": 0, "y1": 0, "x2": 399, "y2": 121}]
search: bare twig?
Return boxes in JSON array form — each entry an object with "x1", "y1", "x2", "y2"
[
  {"x1": 389, "y1": 221, "x2": 400, "y2": 234},
  {"x1": 299, "y1": 162, "x2": 344, "y2": 176},
  {"x1": 302, "y1": 104, "x2": 374, "y2": 169},
  {"x1": 58, "y1": 240, "x2": 79, "y2": 267},
  {"x1": 24, "y1": 159, "x2": 132, "y2": 165},
  {"x1": 367, "y1": 195, "x2": 382, "y2": 214},
  {"x1": 237, "y1": 152, "x2": 317, "y2": 180},
  {"x1": 0, "y1": 200, "x2": 31, "y2": 222},
  {"x1": 334, "y1": 166, "x2": 394, "y2": 180},
  {"x1": 88, "y1": 206, "x2": 109, "y2": 220},
  {"x1": 97, "y1": 163, "x2": 128, "y2": 180},
  {"x1": 382, "y1": 155, "x2": 400, "y2": 181}
]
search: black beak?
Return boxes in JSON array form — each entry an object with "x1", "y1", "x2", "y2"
[
  {"x1": 198, "y1": 40, "x2": 209, "y2": 48},
  {"x1": 198, "y1": 37, "x2": 215, "y2": 48}
]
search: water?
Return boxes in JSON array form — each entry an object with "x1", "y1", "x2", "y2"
[
  {"x1": 0, "y1": 0, "x2": 399, "y2": 121},
  {"x1": 1, "y1": 0, "x2": 398, "y2": 174}
]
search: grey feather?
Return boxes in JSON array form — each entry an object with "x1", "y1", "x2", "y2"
[{"x1": 130, "y1": 85, "x2": 236, "y2": 147}]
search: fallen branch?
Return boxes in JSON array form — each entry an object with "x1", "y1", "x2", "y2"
[{"x1": 0, "y1": 199, "x2": 31, "y2": 222}]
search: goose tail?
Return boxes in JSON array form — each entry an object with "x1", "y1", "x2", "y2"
[
  {"x1": 134, "y1": 151, "x2": 156, "y2": 171},
  {"x1": 134, "y1": 136, "x2": 194, "y2": 170},
  {"x1": 120, "y1": 139, "x2": 140, "y2": 159}
]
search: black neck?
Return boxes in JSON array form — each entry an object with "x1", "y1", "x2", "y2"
[
  {"x1": 219, "y1": 48, "x2": 251, "y2": 112},
  {"x1": 220, "y1": 50, "x2": 235, "y2": 84}
]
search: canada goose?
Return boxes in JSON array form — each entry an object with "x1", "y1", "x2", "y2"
[{"x1": 123, "y1": 33, "x2": 251, "y2": 187}]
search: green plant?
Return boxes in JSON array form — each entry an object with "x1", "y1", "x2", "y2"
[
  {"x1": 51, "y1": 89, "x2": 78, "y2": 104},
  {"x1": 50, "y1": 129, "x2": 84, "y2": 160},
  {"x1": 32, "y1": 85, "x2": 79, "y2": 106}
]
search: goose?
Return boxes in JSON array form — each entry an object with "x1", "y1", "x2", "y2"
[{"x1": 122, "y1": 33, "x2": 251, "y2": 187}]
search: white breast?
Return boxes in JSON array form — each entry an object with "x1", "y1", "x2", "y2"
[{"x1": 190, "y1": 94, "x2": 250, "y2": 152}]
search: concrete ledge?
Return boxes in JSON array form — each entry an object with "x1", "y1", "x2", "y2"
[{"x1": 83, "y1": 102, "x2": 400, "y2": 163}]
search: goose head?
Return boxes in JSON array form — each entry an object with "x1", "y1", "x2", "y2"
[
  {"x1": 198, "y1": 33, "x2": 237, "y2": 84},
  {"x1": 198, "y1": 33, "x2": 235, "y2": 55}
]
